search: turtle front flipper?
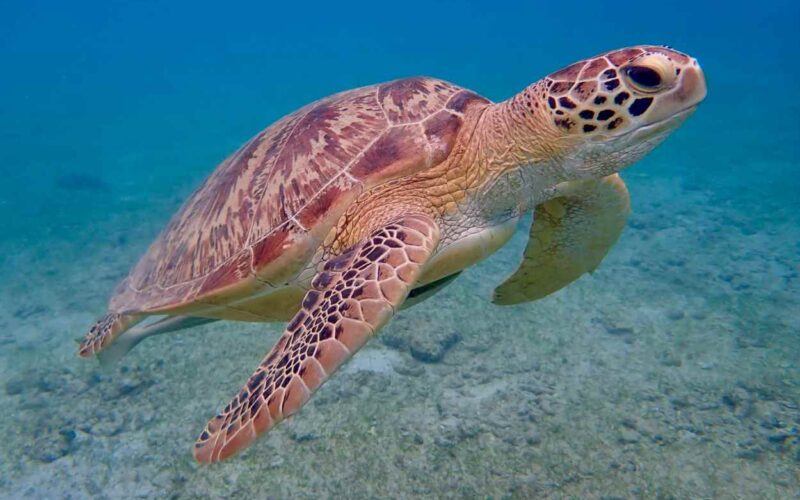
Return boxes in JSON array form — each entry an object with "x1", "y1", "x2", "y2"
[
  {"x1": 492, "y1": 174, "x2": 630, "y2": 305},
  {"x1": 194, "y1": 214, "x2": 440, "y2": 463}
]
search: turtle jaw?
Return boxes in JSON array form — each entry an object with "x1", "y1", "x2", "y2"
[
  {"x1": 563, "y1": 104, "x2": 698, "y2": 179},
  {"x1": 621, "y1": 105, "x2": 696, "y2": 142},
  {"x1": 589, "y1": 103, "x2": 697, "y2": 145}
]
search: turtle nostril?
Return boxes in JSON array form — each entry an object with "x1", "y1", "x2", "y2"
[{"x1": 625, "y1": 66, "x2": 662, "y2": 89}]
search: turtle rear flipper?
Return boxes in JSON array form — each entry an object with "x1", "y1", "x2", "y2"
[
  {"x1": 79, "y1": 313, "x2": 143, "y2": 358},
  {"x1": 94, "y1": 315, "x2": 218, "y2": 366}
]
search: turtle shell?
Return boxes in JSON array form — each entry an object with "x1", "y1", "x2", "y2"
[{"x1": 110, "y1": 77, "x2": 490, "y2": 315}]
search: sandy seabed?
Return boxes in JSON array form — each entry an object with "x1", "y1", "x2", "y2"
[{"x1": 0, "y1": 167, "x2": 797, "y2": 499}]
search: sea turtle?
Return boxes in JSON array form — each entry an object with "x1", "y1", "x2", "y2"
[{"x1": 80, "y1": 45, "x2": 706, "y2": 463}]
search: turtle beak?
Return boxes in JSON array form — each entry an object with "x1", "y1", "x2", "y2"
[
  {"x1": 677, "y1": 58, "x2": 707, "y2": 109},
  {"x1": 637, "y1": 58, "x2": 706, "y2": 127}
]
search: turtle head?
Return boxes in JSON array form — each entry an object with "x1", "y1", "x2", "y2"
[{"x1": 536, "y1": 45, "x2": 706, "y2": 178}]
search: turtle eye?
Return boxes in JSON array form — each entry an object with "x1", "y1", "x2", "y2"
[{"x1": 624, "y1": 65, "x2": 663, "y2": 92}]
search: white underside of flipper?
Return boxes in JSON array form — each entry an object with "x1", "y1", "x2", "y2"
[{"x1": 98, "y1": 315, "x2": 217, "y2": 366}]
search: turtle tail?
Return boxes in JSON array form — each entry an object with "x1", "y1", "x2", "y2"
[{"x1": 78, "y1": 312, "x2": 141, "y2": 358}]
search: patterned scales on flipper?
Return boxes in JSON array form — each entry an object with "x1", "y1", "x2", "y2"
[
  {"x1": 492, "y1": 174, "x2": 630, "y2": 305},
  {"x1": 193, "y1": 215, "x2": 439, "y2": 463},
  {"x1": 78, "y1": 313, "x2": 142, "y2": 357},
  {"x1": 104, "y1": 78, "x2": 487, "y2": 318}
]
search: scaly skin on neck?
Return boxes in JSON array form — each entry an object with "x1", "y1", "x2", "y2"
[{"x1": 467, "y1": 82, "x2": 570, "y2": 220}]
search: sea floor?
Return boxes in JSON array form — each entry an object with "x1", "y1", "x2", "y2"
[{"x1": 0, "y1": 167, "x2": 798, "y2": 498}]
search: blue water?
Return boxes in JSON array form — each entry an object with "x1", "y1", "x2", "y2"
[{"x1": 1, "y1": 1, "x2": 798, "y2": 497}]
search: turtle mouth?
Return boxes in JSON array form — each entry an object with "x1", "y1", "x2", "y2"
[
  {"x1": 590, "y1": 105, "x2": 697, "y2": 143},
  {"x1": 631, "y1": 105, "x2": 697, "y2": 138}
]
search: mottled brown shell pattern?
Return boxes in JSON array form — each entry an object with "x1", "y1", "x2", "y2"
[{"x1": 110, "y1": 77, "x2": 489, "y2": 313}]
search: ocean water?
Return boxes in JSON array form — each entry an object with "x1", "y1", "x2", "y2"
[{"x1": 1, "y1": 0, "x2": 798, "y2": 497}]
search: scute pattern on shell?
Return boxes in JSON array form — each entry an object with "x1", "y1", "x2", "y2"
[{"x1": 111, "y1": 77, "x2": 490, "y2": 312}]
